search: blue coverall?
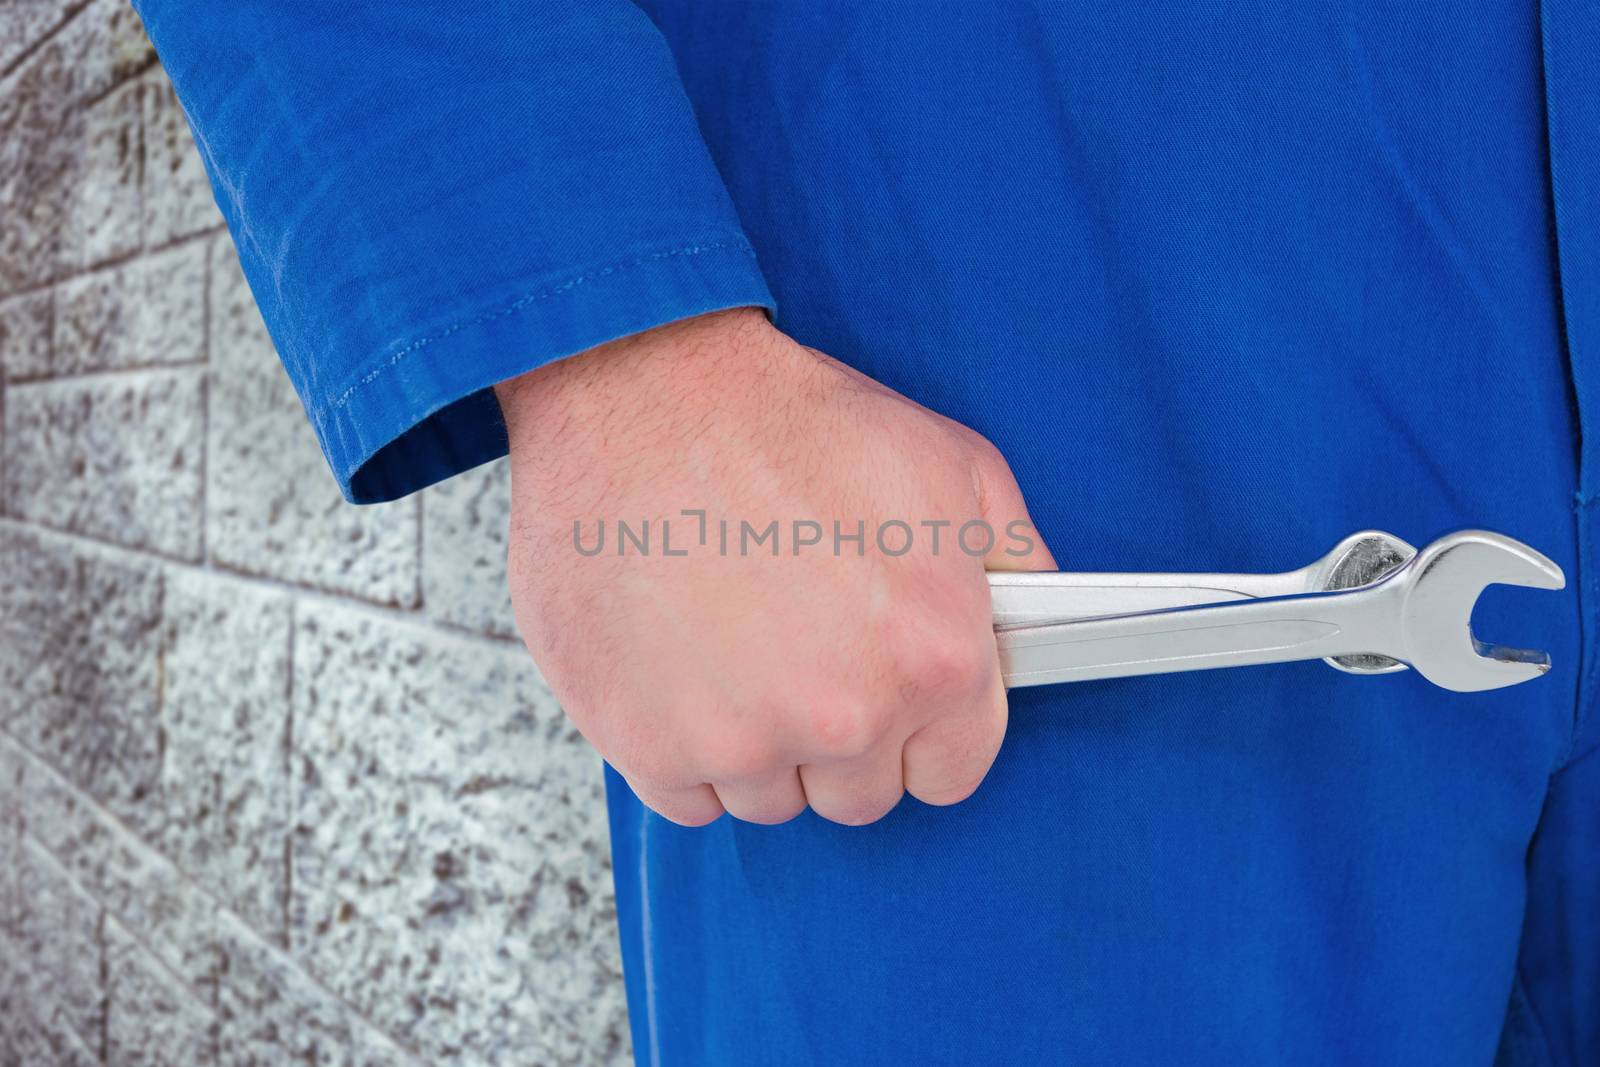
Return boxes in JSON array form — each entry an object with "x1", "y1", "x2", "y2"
[{"x1": 136, "y1": 2, "x2": 1600, "y2": 1063}]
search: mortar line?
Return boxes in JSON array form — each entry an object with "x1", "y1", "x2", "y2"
[
  {"x1": 5, "y1": 357, "x2": 207, "y2": 387},
  {"x1": 20, "y1": 818, "x2": 214, "y2": 1018},
  {"x1": 97, "y1": 907, "x2": 109, "y2": 1063},
  {"x1": 198, "y1": 230, "x2": 217, "y2": 579},
  {"x1": 198, "y1": 232, "x2": 210, "y2": 563},
  {"x1": 13, "y1": 815, "x2": 203, "y2": 1038},
  {"x1": 1, "y1": 366, "x2": 7, "y2": 521},
  {"x1": 134, "y1": 47, "x2": 149, "y2": 280},
  {"x1": 0, "y1": 223, "x2": 225, "y2": 305},
  {"x1": 0, "y1": 517, "x2": 528, "y2": 656},
  {"x1": 0, "y1": 0, "x2": 92, "y2": 82},
  {"x1": 77, "y1": 52, "x2": 160, "y2": 111},
  {"x1": 3, "y1": 728, "x2": 430, "y2": 1066},
  {"x1": 282, "y1": 604, "x2": 295, "y2": 954}
]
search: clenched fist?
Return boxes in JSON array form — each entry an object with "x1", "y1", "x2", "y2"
[{"x1": 495, "y1": 308, "x2": 1052, "y2": 826}]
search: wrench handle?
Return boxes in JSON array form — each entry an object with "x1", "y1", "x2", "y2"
[{"x1": 996, "y1": 587, "x2": 1395, "y2": 688}]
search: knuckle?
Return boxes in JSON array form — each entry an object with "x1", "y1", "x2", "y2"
[
  {"x1": 696, "y1": 731, "x2": 780, "y2": 783},
  {"x1": 894, "y1": 626, "x2": 991, "y2": 698},
  {"x1": 960, "y1": 432, "x2": 1012, "y2": 487},
  {"x1": 806, "y1": 699, "x2": 888, "y2": 760},
  {"x1": 969, "y1": 433, "x2": 1008, "y2": 471}
]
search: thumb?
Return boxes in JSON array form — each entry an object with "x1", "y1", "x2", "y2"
[{"x1": 971, "y1": 440, "x2": 1057, "y2": 572}]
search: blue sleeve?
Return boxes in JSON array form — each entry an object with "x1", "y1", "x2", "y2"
[{"x1": 134, "y1": 0, "x2": 775, "y2": 503}]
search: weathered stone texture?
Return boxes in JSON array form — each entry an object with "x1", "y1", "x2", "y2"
[
  {"x1": 0, "y1": 57, "x2": 76, "y2": 292},
  {"x1": 0, "y1": 290, "x2": 53, "y2": 379},
  {"x1": 0, "y1": 934, "x2": 25, "y2": 1065},
  {"x1": 158, "y1": 569, "x2": 293, "y2": 941},
  {"x1": 4, "y1": 1014, "x2": 101, "y2": 1067},
  {"x1": 142, "y1": 70, "x2": 218, "y2": 244},
  {"x1": 16, "y1": 836, "x2": 104, "y2": 1052},
  {"x1": 53, "y1": 238, "x2": 206, "y2": 373},
  {"x1": 207, "y1": 236, "x2": 420, "y2": 605},
  {"x1": 0, "y1": 0, "x2": 65, "y2": 72},
  {"x1": 72, "y1": 0, "x2": 157, "y2": 102},
  {"x1": 57, "y1": 73, "x2": 142, "y2": 273},
  {"x1": 0, "y1": 0, "x2": 151, "y2": 97},
  {"x1": 216, "y1": 911, "x2": 428, "y2": 1067},
  {"x1": 0, "y1": 742, "x2": 18, "y2": 936},
  {"x1": 5, "y1": 369, "x2": 204, "y2": 557},
  {"x1": 290, "y1": 604, "x2": 628, "y2": 1066},
  {"x1": 10, "y1": 733, "x2": 219, "y2": 993},
  {"x1": 106, "y1": 917, "x2": 218, "y2": 1067},
  {"x1": 422, "y1": 457, "x2": 518, "y2": 638},
  {"x1": 1, "y1": 6, "x2": 625, "y2": 1062},
  {"x1": 0, "y1": 0, "x2": 154, "y2": 290},
  {"x1": 0, "y1": 529, "x2": 164, "y2": 827}
]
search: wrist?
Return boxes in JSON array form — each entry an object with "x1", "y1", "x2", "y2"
[
  {"x1": 496, "y1": 307, "x2": 775, "y2": 419},
  {"x1": 494, "y1": 306, "x2": 786, "y2": 483}
]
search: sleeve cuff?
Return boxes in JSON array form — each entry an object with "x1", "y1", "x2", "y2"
[{"x1": 311, "y1": 236, "x2": 775, "y2": 504}]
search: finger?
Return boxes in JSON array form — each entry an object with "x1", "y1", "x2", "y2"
[
  {"x1": 970, "y1": 441, "x2": 1057, "y2": 571},
  {"x1": 901, "y1": 668, "x2": 1008, "y2": 806},
  {"x1": 626, "y1": 778, "x2": 726, "y2": 827},
  {"x1": 713, "y1": 768, "x2": 809, "y2": 825},
  {"x1": 799, "y1": 743, "x2": 906, "y2": 826}
]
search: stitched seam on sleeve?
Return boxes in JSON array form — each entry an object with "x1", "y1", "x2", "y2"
[{"x1": 323, "y1": 238, "x2": 758, "y2": 414}]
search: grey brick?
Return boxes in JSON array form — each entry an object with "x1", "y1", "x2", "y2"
[
  {"x1": 0, "y1": 731, "x2": 19, "y2": 935},
  {"x1": 0, "y1": 47, "x2": 75, "y2": 293},
  {"x1": 0, "y1": 290, "x2": 52, "y2": 379},
  {"x1": 53, "y1": 239, "x2": 206, "y2": 373},
  {"x1": 215, "y1": 910, "x2": 426, "y2": 1067},
  {"x1": 5, "y1": 1014, "x2": 100, "y2": 1067},
  {"x1": 106, "y1": 916, "x2": 217, "y2": 1067},
  {"x1": 0, "y1": 0, "x2": 155, "y2": 292},
  {"x1": 5, "y1": 369, "x2": 204, "y2": 558},
  {"x1": 0, "y1": 0, "x2": 153, "y2": 137},
  {"x1": 158, "y1": 569, "x2": 292, "y2": 942},
  {"x1": 290, "y1": 604, "x2": 627, "y2": 1066},
  {"x1": 5, "y1": 733, "x2": 219, "y2": 993},
  {"x1": 16, "y1": 837, "x2": 103, "y2": 1052},
  {"x1": 0, "y1": 529, "x2": 164, "y2": 827},
  {"x1": 56, "y1": 73, "x2": 142, "y2": 274},
  {"x1": 207, "y1": 235, "x2": 419, "y2": 605},
  {"x1": 142, "y1": 71, "x2": 218, "y2": 245},
  {"x1": 71, "y1": 0, "x2": 157, "y2": 105},
  {"x1": 0, "y1": 1, "x2": 67, "y2": 73},
  {"x1": 0, "y1": 927, "x2": 23, "y2": 1064},
  {"x1": 422, "y1": 456, "x2": 517, "y2": 638}
]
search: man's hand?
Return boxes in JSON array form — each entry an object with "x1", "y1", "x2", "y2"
[{"x1": 496, "y1": 308, "x2": 1053, "y2": 826}]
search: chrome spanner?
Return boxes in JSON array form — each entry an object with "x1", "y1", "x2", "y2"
[
  {"x1": 988, "y1": 529, "x2": 1564, "y2": 693},
  {"x1": 990, "y1": 529, "x2": 1416, "y2": 675}
]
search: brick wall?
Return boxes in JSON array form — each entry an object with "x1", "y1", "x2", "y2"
[{"x1": 0, "y1": 4, "x2": 630, "y2": 1064}]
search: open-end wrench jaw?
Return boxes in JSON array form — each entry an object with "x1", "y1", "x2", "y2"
[
  {"x1": 990, "y1": 528, "x2": 1565, "y2": 694},
  {"x1": 1392, "y1": 529, "x2": 1565, "y2": 692}
]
